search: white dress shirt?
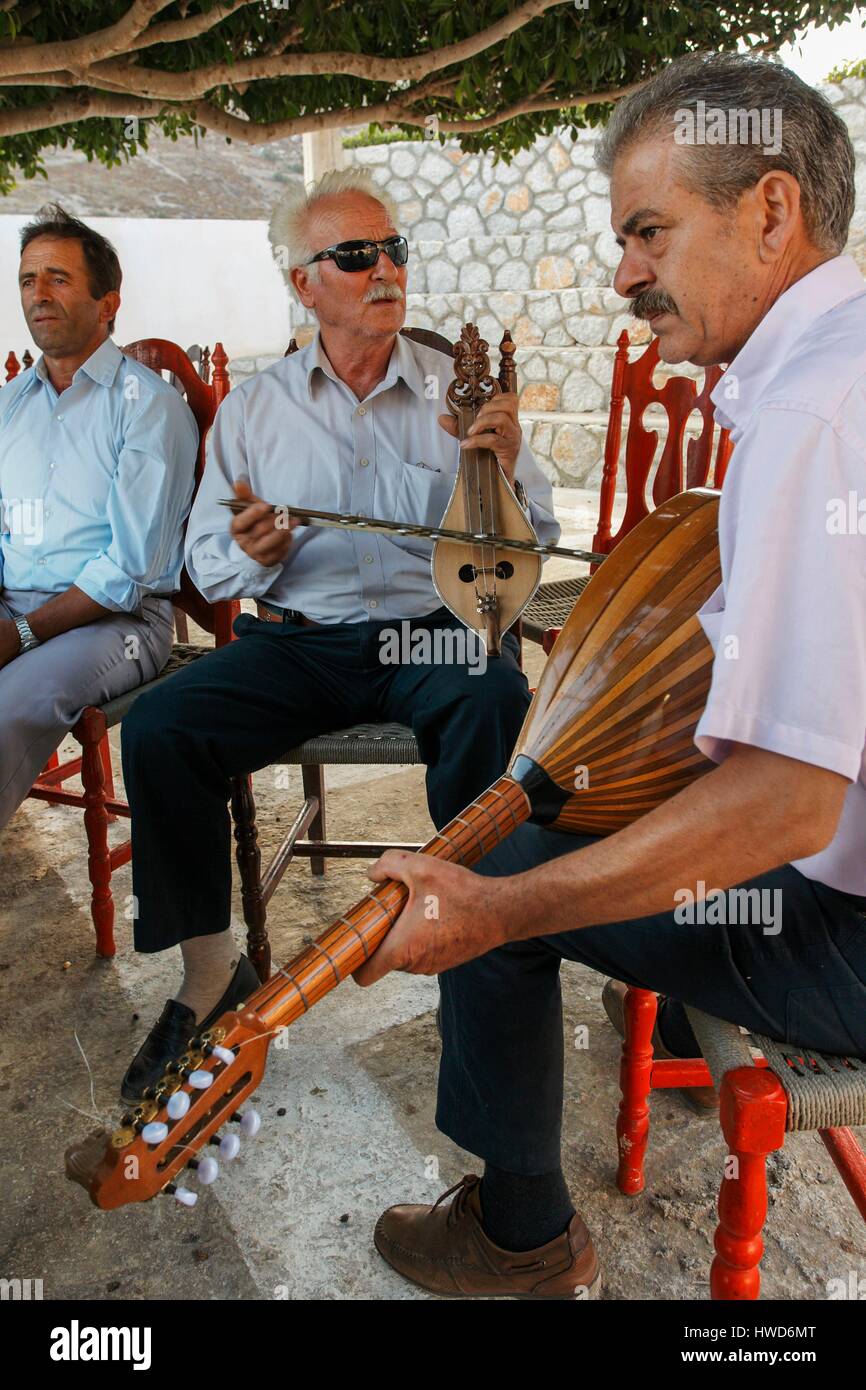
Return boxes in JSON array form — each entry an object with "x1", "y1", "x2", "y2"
[
  {"x1": 0, "y1": 339, "x2": 195, "y2": 611},
  {"x1": 0, "y1": 338, "x2": 197, "y2": 612},
  {"x1": 695, "y1": 255, "x2": 866, "y2": 894},
  {"x1": 185, "y1": 330, "x2": 560, "y2": 622}
]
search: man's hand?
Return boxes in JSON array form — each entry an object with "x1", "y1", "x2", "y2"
[
  {"x1": 352, "y1": 850, "x2": 509, "y2": 986},
  {"x1": 0, "y1": 618, "x2": 21, "y2": 670},
  {"x1": 438, "y1": 392, "x2": 523, "y2": 486},
  {"x1": 230, "y1": 478, "x2": 298, "y2": 568}
]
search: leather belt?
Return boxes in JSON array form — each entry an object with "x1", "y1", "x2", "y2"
[{"x1": 256, "y1": 601, "x2": 319, "y2": 628}]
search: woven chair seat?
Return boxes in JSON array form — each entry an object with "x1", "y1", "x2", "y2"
[
  {"x1": 283, "y1": 722, "x2": 420, "y2": 766},
  {"x1": 96, "y1": 643, "x2": 211, "y2": 729},
  {"x1": 522, "y1": 575, "x2": 590, "y2": 644},
  {"x1": 685, "y1": 1006, "x2": 866, "y2": 1131}
]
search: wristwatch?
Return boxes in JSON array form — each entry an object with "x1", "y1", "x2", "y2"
[
  {"x1": 514, "y1": 479, "x2": 530, "y2": 513},
  {"x1": 14, "y1": 615, "x2": 41, "y2": 652}
]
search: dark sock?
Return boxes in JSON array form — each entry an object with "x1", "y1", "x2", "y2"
[
  {"x1": 656, "y1": 997, "x2": 702, "y2": 1058},
  {"x1": 479, "y1": 1164, "x2": 575, "y2": 1252}
]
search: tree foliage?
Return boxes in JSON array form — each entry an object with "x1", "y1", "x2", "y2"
[{"x1": 0, "y1": 0, "x2": 859, "y2": 194}]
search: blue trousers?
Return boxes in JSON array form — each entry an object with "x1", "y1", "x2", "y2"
[
  {"x1": 121, "y1": 608, "x2": 528, "y2": 953},
  {"x1": 436, "y1": 824, "x2": 866, "y2": 1174}
]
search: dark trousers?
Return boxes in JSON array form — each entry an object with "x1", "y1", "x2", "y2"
[
  {"x1": 436, "y1": 824, "x2": 866, "y2": 1175},
  {"x1": 122, "y1": 608, "x2": 528, "y2": 953}
]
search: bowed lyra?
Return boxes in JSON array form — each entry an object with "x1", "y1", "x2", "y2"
[{"x1": 434, "y1": 323, "x2": 542, "y2": 655}]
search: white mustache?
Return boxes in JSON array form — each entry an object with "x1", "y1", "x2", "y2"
[{"x1": 363, "y1": 286, "x2": 404, "y2": 303}]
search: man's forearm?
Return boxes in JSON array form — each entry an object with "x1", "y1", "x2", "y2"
[
  {"x1": 26, "y1": 586, "x2": 111, "y2": 642},
  {"x1": 499, "y1": 744, "x2": 848, "y2": 943}
]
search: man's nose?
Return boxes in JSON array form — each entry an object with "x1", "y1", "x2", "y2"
[
  {"x1": 612, "y1": 245, "x2": 654, "y2": 301},
  {"x1": 29, "y1": 276, "x2": 53, "y2": 303},
  {"x1": 370, "y1": 250, "x2": 398, "y2": 281}
]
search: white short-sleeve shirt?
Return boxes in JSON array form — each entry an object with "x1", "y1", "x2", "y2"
[{"x1": 695, "y1": 255, "x2": 866, "y2": 894}]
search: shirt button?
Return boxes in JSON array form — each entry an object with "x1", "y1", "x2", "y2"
[
  {"x1": 37, "y1": 557, "x2": 46, "y2": 565},
  {"x1": 357, "y1": 406, "x2": 366, "y2": 416},
  {"x1": 359, "y1": 457, "x2": 369, "y2": 467},
  {"x1": 56, "y1": 414, "x2": 64, "y2": 422},
  {"x1": 364, "y1": 554, "x2": 373, "y2": 564},
  {"x1": 369, "y1": 599, "x2": 378, "y2": 609},
  {"x1": 44, "y1": 508, "x2": 51, "y2": 518},
  {"x1": 48, "y1": 462, "x2": 56, "y2": 470}
]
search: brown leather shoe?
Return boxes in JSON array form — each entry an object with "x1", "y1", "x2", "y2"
[
  {"x1": 374, "y1": 1174, "x2": 601, "y2": 1299},
  {"x1": 602, "y1": 978, "x2": 719, "y2": 1114}
]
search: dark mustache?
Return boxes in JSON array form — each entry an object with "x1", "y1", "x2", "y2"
[{"x1": 631, "y1": 289, "x2": 678, "y2": 320}]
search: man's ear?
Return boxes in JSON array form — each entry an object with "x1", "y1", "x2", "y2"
[
  {"x1": 754, "y1": 170, "x2": 802, "y2": 261},
  {"x1": 291, "y1": 266, "x2": 316, "y2": 309},
  {"x1": 99, "y1": 290, "x2": 121, "y2": 327}
]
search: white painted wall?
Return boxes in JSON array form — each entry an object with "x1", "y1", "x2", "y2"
[{"x1": 0, "y1": 215, "x2": 292, "y2": 363}]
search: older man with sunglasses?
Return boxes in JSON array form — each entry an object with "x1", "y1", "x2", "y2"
[{"x1": 118, "y1": 169, "x2": 558, "y2": 1103}]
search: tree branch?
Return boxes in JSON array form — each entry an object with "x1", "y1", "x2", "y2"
[
  {"x1": 0, "y1": 0, "x2": 176, "y2": 78},
  {"x1": 87, "y1": 0, "x2": 571, "y2": 101},
  {"x1": 0, "y1": 88, "x2": 167, "y2": 136},
  {"x1": 125, "y1": 0, "x2": 260, "y2": 54}
]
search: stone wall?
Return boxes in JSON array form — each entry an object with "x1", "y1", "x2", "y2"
[{"x1": 231, "y1": 76, "x2": 866, "y2": 489}]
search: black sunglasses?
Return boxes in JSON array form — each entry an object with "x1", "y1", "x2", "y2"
[{"x1": 304, "y1": 235, "x2": 409, "y2": 272}]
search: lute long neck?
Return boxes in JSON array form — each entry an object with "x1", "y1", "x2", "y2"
[{"x1": 246, "y1": 776, "x2": 529, "y2": 1033}]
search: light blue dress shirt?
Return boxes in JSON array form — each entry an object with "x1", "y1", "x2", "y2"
[
  {"x1": 0, "y1": 338, "x2": 197, "y2": 612},
  {"x1": 186, "y1": 330, "x2": 560, "y2": 622}
]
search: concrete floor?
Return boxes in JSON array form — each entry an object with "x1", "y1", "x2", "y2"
[{"x1": 2, "y1": 492, "x2": 864, "y2": 1301}]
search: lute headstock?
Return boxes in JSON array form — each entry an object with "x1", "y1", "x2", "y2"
[{"x1": 65, "y1": 1007, "x2": 272, "y2": 1209}]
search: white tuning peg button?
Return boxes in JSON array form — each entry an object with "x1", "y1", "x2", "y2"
[
  {"x1": 194, "y1": 1156, "x2": 219, "y2": 1185},
  {"x1": 217, "y1": 1133, "x2": 241, "y2": 1161},
  {"x1": 172, "y1": 1186, "x2": 198, "y2": 1207},
  {"x1": 166, "y1": 1090, "x2": 190, "y2": 1120},
  {"x1": 141, "y1": 1121, "x2": 169, "y2": 1145},
  {"x1": 188, "y1": 1069, "x2": 213, "y2": 1090},
  {"x1": 211, "y1": 1045, "x2": 234, "y2": 1065},
  {"x1": 240, "y1": 1109, "x2": 261, "y2": 1137}
]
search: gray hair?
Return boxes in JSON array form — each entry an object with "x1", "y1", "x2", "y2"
[
  {"x1": 268, "y1": 168, "x2": 400, "y2": 298},
  {"x1": 595, "y1": 52, "x2": 855, "y2": 255}
]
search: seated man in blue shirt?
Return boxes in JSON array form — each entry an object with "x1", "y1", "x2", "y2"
[
  {"x1": 119, "y1": 169, "x2": 560, "y2": 1102},
  {"x1": 0, "y1": 205, "x2": 197, "y2": 837}
]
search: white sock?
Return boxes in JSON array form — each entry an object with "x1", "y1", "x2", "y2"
[{"x1": 175, "y1": 930, "x2": 238, "y2": 1022}]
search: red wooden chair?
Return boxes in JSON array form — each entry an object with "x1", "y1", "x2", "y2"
[
  {"x1": 25, "y1": 340, "x2": 239, "y2": 959},
  {"x1": 4, "y1": 349, "x2": 33, "y2": 380},
  {"x1": 531, "y1": 331, "x2": 733, "y2": 653},
  {"x1": 615, "y1": 991, "x2": 866, "y2": 1299}
]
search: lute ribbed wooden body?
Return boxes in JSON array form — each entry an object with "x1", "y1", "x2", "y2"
[{"x1": 513, "y1": 486, "x2": 721, "y2": 833}]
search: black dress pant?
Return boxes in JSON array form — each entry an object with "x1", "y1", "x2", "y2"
[
  {"x1": 122, "y1": 608, "x2": 529, "y2": 953},
  {"x1": 436, "y1": 824, "x2": 866, "y2": 1175}
]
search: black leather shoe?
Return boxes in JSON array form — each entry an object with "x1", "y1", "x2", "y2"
[{"x1": 120, "y1": 955, "x2": 260, "y2": 1105}]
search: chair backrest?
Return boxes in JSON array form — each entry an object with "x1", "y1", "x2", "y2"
[
  {"x1": 121, "y1": 336, "x2": 236, "y2": 643},
  {"x1": 592, "y1": 332, "x2": 733, "y2": 557},
  {"x1": 5, "y1": 349, "x2": 33, "y2": 381}
]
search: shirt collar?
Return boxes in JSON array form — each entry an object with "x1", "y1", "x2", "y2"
[
  {"x1": 33, "y1": 337, "x2": 123, "y2": 390},
  {"x1": 305, "y1": 328, "x2": 427, "y2": 403},
  {"x1": 711, "y1": 255, "x2": 866, "y2": 432}
]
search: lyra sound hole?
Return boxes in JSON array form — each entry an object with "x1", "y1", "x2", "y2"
[{"x1": 458, "y1": 561, "x2": 515, "y2": 583}]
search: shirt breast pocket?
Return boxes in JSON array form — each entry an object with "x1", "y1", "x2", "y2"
[{"x1": 387, "y1": 460, "x2": 455, "y2": 558}]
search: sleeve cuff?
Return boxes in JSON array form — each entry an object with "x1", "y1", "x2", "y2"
[{"x1": 695, "y1": 700, "x2": 861, "y2": 781}]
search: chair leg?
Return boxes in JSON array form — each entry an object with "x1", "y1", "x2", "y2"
[
  {"x1": 98, "y1": 731, "x2": 118, "y2": 824},
  {"x1": 77, "y1": 708, "x2": 116, "y2": 958},
  {"x1": 301, "y1": 763, "x2": 327, "y2": 876},
  {"x1": 616, "y1": 986, "x2": 657, "y2": 1196},
  {"x1": 230, "y1": 774, "x2": 271, "y2": 983},
  {"x1": 710, "y1": 1067, "x2": 787, "y2": 1301}
]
